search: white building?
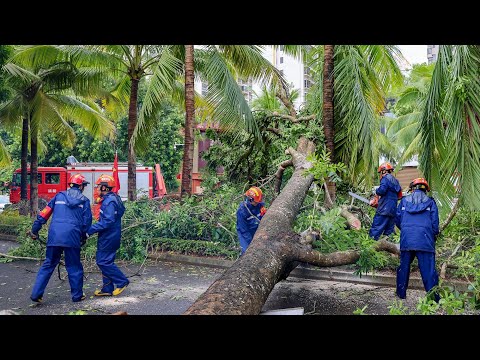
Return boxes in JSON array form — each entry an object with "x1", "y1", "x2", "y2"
[
  {"x1": 427, "y1": 45, "x2": 439, "y2": 64},
  {"x1": 194, "y1": 45, "x2": 310, "y2": 110}
]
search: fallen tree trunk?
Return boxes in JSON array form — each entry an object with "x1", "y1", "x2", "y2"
[{"x1": 184, "y1": 138, "x2": 399, "y2": 315}]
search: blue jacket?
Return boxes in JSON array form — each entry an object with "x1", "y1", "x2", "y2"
[
  {"x1": 32, "y1": 188, "x2": 92, "y2": 249},
  {"x1": 376, "y1": 173, "x2": 402, "y2": 217},
  {"x1": 87, "y1": 192, "x2": 125, "y2": 251},
  {"x1": 395, "y1": 190, "x2": 439, "y2": 252},
  {"x1": 236, "y1": 200, "x2": 265, "y2": 242}
]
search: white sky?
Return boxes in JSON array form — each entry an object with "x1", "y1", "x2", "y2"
[{"x1": 397, "y1": 45, "x2": 428, "y2": 66}]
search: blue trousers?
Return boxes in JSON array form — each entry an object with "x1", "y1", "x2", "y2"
[
  {"x1": 31, "y1": 246, "x2": 84, "y2": 302},
  {"x1": 396, "y1": 250, "x2": 439, "y2": 302},
  {"x1": 238, "y1": 231, "x2": 254, "y2": 255},
  {"x1": 96, "y1": 250, "x2": 129, "y2": 293},
  {"x1": 369, "y1": 214, "x2": 396, "y2": 240}
]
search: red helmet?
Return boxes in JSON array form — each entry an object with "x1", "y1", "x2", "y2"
[
  {"x1": 95, "y1": 174, "x2": 116, "y2": 189},
  {"x1": 68, "y1": 174, "x2": 89, "y2": 187},
  {"x1": 409, "y1": 177, "x2": 430, "y2": 192},
  {"x1": 378, "y1": 162, "x2": 394, "y2": 173},
  {"x1": 245, "y1": 186, "x2": 263, "y2": 203}
]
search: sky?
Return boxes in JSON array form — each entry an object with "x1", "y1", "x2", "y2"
[{"x1": 397, "y1": 45, "x2": 428, "y2": 67}]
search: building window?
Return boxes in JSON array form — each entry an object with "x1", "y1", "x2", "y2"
[
  {"x1": 304, "y1": 66, "x2": 310, "y2": 75},
  {"x1": 427, "y1": 47, "x2": 432, "y2": 54},
  {"x1": 280, "y1": 56, "x2": 283, "y2": 64},
  {"x1": 279, "y1": 45, "x2": 284, "y2": 51},
  {"x1": 304, "y1": 79, "x2": 312, "y2": 89},
  {"x1": 201, "y1": 81, "x2": 208, "y2": 96}
]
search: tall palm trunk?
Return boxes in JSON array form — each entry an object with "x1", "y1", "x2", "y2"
[
  {"x1": 127, "y1": 78, "x2": 139, "y2": 201},
  {"x1": 29, "y1": 120, "x2": 38, "y2": 217},
  {"x1": 323, "y1": 45, "x2": 336, "y2": 205},
  {"x1": 181, "y1": 45, "x2": 195, "y2": 197},
  {"x1": 19, "y1": 116, "x2": 29, "y2": 215}
]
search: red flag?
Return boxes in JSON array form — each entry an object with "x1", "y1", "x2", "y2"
[{"x1": 112, "y1": 151, "x2": 120, "y2": 194}]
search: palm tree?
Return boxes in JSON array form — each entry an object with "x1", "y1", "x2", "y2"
[
  {"x1": 134, "y1": 45, "x2": 289, "y2": 197},
  {"x1": 15, "y1": 45, "x2": 184, "y2": 201},
  {"x1": 386, "y1": 63, "x2": 435, "y2": 165},
  {"x1": 305, "y1": 45, "x2": 404, "y2": 194},
  {"x1": 182, "y1": 45, "x2": 195, "y2": 197},
  {"x1": 0, "y1": 53, "x2": 113, "y2": 216},
  {"x1": 418, "y1": 45, "x2": 480, "y2": 211}
]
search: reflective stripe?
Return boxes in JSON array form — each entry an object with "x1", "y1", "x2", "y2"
[
  {"x1": 247, "y1": 216, "x2": 256, "y2": 220},
  {"x1": 401, "y1": 207, "x2": 405, "y2": 210},
  {"x1": 100, "y1": 209, "x2": 104, "y2": 213},
  {"x1": 55, "y1": 201, "x2": 66, "y2": 204},
  {"x1": 78, "y1": 204, "x2": 83, "y2": 208}
]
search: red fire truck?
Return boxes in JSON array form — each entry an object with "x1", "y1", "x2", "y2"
[{"x1": 9, "y1": 162, "x2": 165, "y2": 207}]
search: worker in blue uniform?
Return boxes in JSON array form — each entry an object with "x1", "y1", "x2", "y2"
[
  {"x1": 369, "y1": 162, "x2": 403, "y2": 240},
  {"x1": 29, "y1": 174, "x2": 92, "y2": 303},
  {"x1": 395, "y1": 177, "x2": 440, "y2": 302},
  {"x1": 86, "y1": 174, "x2": 129, "y2": 296},
  {"x1": 236, "y1": 186, "x2": 267, "y2": 255}
]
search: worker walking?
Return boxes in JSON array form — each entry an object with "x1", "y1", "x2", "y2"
[
  {"x1": 236, "y1": 186, "x2": 267, "y2": 255},
  {"x1": 395, "y1": 178, "x2": 440, "y2": 302},
  {"x1": 29, "y1": 174, "x2": 92, "y2": 303},
  {"x1": 369, "y1": 162, "x2": 402, "y2": 240},
  {"x1": 86, "y1": 174, "x2": 129, "y2": 296}
]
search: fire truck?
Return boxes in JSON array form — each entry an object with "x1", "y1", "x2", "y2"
[{"x1": 9, "y1": 162, "x2": 165, "y2": 206}]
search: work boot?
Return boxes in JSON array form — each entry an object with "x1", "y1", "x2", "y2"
[
  {"x1": 73, "y1": 293, "x2": 86, "y2": 302},
  {"x1": 31, "y1": 296, "x2": 43, "y2": 303},
  {"x1": 112, "y1": 282, "x2": 129, "y2": 296},
  {"x1": 94, "y1": 289, "x2": 112, "y2": 297}
]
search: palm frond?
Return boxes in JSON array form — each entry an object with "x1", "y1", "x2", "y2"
[
  {"x1": 51, "y1": 94, "x2": 114, "y2": 139},
  {"x1": 0, "y1": 137, "x2": 11, "y2": 166},
  {"x1": 201, "y1": 47, "x2": 259, "y2": 137}
]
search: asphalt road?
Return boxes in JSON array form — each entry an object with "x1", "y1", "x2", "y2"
[{"x1": 0, "y1": 240, "x2": 435, "y2": 315}]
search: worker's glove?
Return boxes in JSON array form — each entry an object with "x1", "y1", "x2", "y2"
[
  {"x1": 260, "y1": 207, "x2": 267, "y2": 217},
  {"x1": 81, "y1": 233, "x2": 91, "y2": 246},
  {"x1": 27, "y1": 230, "x2": 38, "y2": 240}
]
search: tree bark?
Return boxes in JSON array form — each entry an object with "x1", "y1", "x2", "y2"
[
  {"x1": 184, "y1": 137, "x2": 399, "y2": 315},
  {"x1": 29, "y1": 120, "x2": 38, "y2": 218},
  {"x1": 323, "y1": 45, "x2": 336, "y2": 206},
  {"x1": 127, "y1": 78, "x2": 139, "y2": 201},
  {"x1": 323, "y1": 45, "x2": 335, "y2": 162},
  {"x1": 181, "y1": 45, "x2": 195, "y2": 197},
  {"x1": 19, "y1": 116, "x2": 29, "y2": 216}
]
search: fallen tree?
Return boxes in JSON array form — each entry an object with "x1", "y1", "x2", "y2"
[{"x1": 184, "y1": 138, "x2": 399, "y2": 315}]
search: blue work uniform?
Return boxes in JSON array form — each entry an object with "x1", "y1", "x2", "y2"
[
  {"x1": 31, "y1": 187, "x2": 92, "y2": 302},
  {"x1": 236, "y1": 200, "x2": 265, "y2": 255},
  {"x1": 87, "y1": 192, "x2": 128, "y2": 293},
  {"x1": 395, "y1": 189, "x2": 440, "y2": 301},
  {"x1": 369, "y1": 173, "x2": 402, "y2": 240}
]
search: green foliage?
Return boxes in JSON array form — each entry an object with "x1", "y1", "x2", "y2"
[
  {"x1": 68, "y1": 310, "x2": 87, "y2": 315},
  {"x1": 353, "y1": 305, "x2": 368, "y2": 315},
  {"x1": 388, "y1": 299, "x2": 413, "y2": 315},
  {"x1": 354, "y1": 235, "x2": 389, "y2": 277},
  {"x1": 202, "y1": 110, "x2": 324, "y2": 185},
  {"x1": 0, "y1": 45, "x2": 12, "y2": 102},
  {"x1": 305, "y1": 149, "x2": 346, "y2": 184}
]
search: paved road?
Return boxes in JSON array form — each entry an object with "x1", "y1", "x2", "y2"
[{"x1": 0, "y1": 240, "x2": 432, "y2": 315}]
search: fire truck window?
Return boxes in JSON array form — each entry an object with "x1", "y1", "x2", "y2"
[
  {"x1": 14, "y1": 173, "x2": 42, "y2": 184},
  {"x1": 45, "y1": 173, "x2": 60, "y2": 184}
]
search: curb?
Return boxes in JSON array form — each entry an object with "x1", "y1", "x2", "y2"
[
  {"x1": 0, "y1": 234, "x2": 17, "y2": 242},
  {"x1": 147, "y1": 252, "x2": 469, "y2": 292}
]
